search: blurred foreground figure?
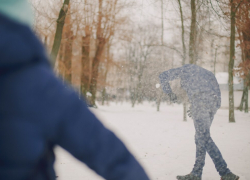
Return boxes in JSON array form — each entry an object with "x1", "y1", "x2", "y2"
[
  {"x1": 0, "y1": 1, "x2": 149, "y2": 180},
  {"x1": 159, "y1": 64, "x2": 239, "y2": 180}
]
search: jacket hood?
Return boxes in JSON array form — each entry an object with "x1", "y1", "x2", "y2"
[{"x1": 0, "y1": 13, "x2": 48, "y2": 68}]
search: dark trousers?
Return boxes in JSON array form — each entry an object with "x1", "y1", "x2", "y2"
[{"x1": 190, "y1": 95, "x2": 231, "y2": 177}]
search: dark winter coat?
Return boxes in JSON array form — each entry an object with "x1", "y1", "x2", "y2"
[
  {"x1": 0, "y1": 13, "x2": 149, "y2": 180},
  {"x1": 159, "y1": 64, "x2": 221, "y2": 110}
]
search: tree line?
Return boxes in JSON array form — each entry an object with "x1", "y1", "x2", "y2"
[{"x1": 31, "y1": 0, "x2": 250, "y2": 122}]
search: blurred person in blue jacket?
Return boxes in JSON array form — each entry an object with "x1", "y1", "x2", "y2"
[
  {"x1": 159, "y1": 64, "x2": 239, "y2": 180},
  {"x1": 0, "y1": 1, "x2": 150, "y2": 180}
]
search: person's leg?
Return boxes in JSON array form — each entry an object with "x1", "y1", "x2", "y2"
[
  {"x1": 204, "y1": 111, "x2": 231, "y2": 176},
  {"x1": 191, "y1": 100, "x2": 230, "y2": 177},
  {"x1": 177, "y1": 116, "x2": 208, "y2": 180},
  {"x1": 192, "y1": 126, "x2": 231, "y2": 177},
  {"x1": 189, "y1": 98, "x2": 212, "y2": 177},
  {"x1": 191, "y1": 116, "x2": 209, "y2": 177}
]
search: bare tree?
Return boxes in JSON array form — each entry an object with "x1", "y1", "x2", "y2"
[
  {"x1": 235, "y1": 1, "x2": 250, "y2": 113},
  {"x1": 50, "y1": 0, "x2": 70, "y2": 66},
  {"x1": 177, "y1": 0, "x2": 188, "y2": 121},
  {"x1": 126, "y1": 25, "x2": 159, "y2": 107},
  {"x1": 228, "y1": 0, "x2": 243, "y2": 122},
  {"x1": 87, "y1": 0, "x2": 128, "y2": 107},
  {"x1": 189, "y1": 0, "x2": 197, "y2": 64}
]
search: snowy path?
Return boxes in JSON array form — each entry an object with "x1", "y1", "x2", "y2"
[{"x1": 55, "y1": 102, "x2": 250, "y2": 180}]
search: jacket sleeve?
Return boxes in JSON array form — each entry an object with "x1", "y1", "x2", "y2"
[
  {"x1": 37, "y1": 65, "x2": 150, "y2": 180},
  {"x1": 159, "y1": 67, "x2": 182, "y2": 95}
]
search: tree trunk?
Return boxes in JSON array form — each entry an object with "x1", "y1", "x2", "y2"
[
  {"x1": 238, "y1": 22, "x2": 249, "y2": 114},
  {"x1": 214, "y1": 48, "x2": 217, "y2": 74},
  {"x1": 89, "y1": 59, "x2": 100, "y2": 107},
  {"x1": 132, "y1": 76, "x2": 141, "y2": 107},
  {"x1": 132, "y1": 90, "x2": 137, "y2": 108},
  {"x1": 57, "y1": 39, "x2": 65, "y2": 77},
  {"x1": 101, "y1": 88, "x2": 106, "y2": 105},
  {"x1": 178, "y1": 0, "x2": 187, "y2": 121},
  {"x1": 178, "y1": 0, "x2": 186, "y2": 65},
  {"x1": 63, "y1": 18, "x2": 73, "y2": 83},
  {"x1": 239, "y1": 81, "x2": 249, "y2": 112},
  {"x1": 102, "y1": 42, "x2": 111, "y2": 105},
  {"x1": 88, "y1": 0, "x2": 104, "y2": 107},
  {"x1": 228, "y1": 0, "x2": 236, "y2": 122},
  {"x1": 157, "y1": 92, "x2": 163, "y2": 112},
  {"x1": 157, "y1": 0, "x2": 164, "y2": 112},
  {"x1": 81, "y1": 27, "x2": 91, "y2": 98},
  {"x1": 89, "y1": 38, "x2": 105, "y2": 107},
  {"x1": 50, "y1": 0, "x2": 70, "y2": 66},
  {"x1": 244, "y1": 85, "x2": 249, "y2": 113},
  {"x1": 238, "y1": 85, "x2": 246, "y2": 111},
  {"x1": 241, "y1": 27, "x2": 250, "y2": 113},
  {"x1": 189, "y1": 0, "x2": 196, "y2": 64}
]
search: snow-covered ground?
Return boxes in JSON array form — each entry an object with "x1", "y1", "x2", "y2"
[{"x1": 54, "y1": 94, "x2": 250, "y2": 180}]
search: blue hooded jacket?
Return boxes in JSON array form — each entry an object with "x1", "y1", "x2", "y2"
[
  {"x1": 0, "y1": 14, "x2": 149, "y2": 180},
  {"x1": 159, "y1": 64, "x2": 221, "y2": 109}
]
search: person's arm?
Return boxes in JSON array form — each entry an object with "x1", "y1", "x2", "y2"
[
  {"x1": 159, "y1": 67, "x2": 182, "y2": 95},
  {"x1": 37, "y1": 65, "x2": 149, "y2": 180}
]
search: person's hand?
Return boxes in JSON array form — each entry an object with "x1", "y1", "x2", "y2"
[{"x1": 169, "y1": 93, "x2": 177, "y2": 103}]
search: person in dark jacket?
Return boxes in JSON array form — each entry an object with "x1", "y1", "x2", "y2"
[
  {"x1": 159, "y1": 64, "x2": 239, "y2": 180},
  {"x1": 0, "y1": 1, "x2": 149, "y2": 180}
]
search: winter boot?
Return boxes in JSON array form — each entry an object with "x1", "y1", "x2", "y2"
[
  {"x1": 221, "y1": 172, "x2": 239, "y2": 180},
  {"x1": 176, "y1": 173, "x2": 201, "y2": 180}
]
